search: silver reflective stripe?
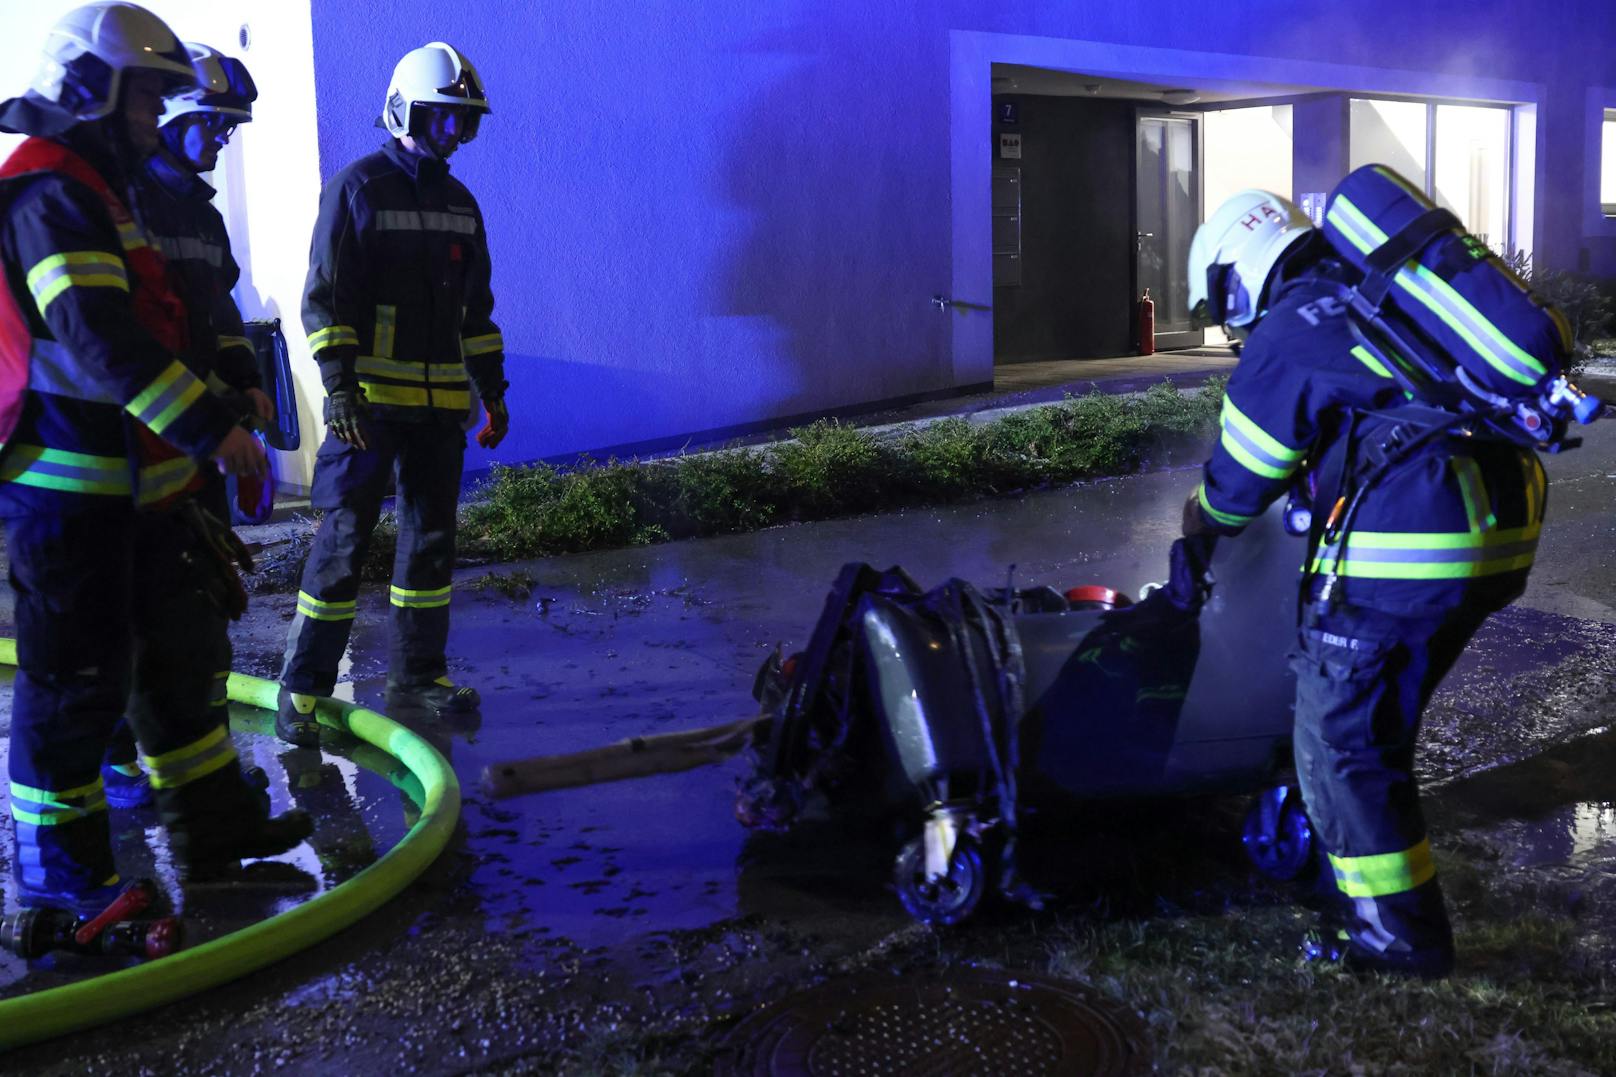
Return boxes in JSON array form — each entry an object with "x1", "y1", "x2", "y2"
[
  {"x1": 1319, "y1": 538, "x2": 1538, "y2": 564},
  {"x1": 374, "y1": 305, "x2": 397, "y2": 359},
  {"x1": 374, "y1": 209, "x2": 478, "y2": 236},
  {"x1": 151, "y1": 233, "x2": 225, "y2": 268},
  {"x1": 28, "y1": 339, "x2": 118, "y2": 403}
]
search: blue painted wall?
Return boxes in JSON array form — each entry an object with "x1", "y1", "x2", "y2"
[{"x1": 308, "y1": 1, "x2": 1616, "y2": 466}]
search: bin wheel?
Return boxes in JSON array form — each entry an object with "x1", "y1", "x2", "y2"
[
  {"x1": 1242, "y1": 784, "x2": 1315, "y2": 882},
  {"x1": 893, "y1": 834, "x2": 987, "y2": 926}
]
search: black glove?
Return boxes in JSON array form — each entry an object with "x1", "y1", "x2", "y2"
[
  {"x1": 324, "y1": 388, "x2": 369, "y2": 450},
  {"x1": 1163, "y1": 533, "x2": 1218, "y2": 613}
]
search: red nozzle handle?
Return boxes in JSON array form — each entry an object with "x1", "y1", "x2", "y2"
[
  {"x1": 144, "y1": 916, "x2": 183, "y2": 959},
  {"x1": 75, "y1": 879, "x2": 156, "y2": 945}
]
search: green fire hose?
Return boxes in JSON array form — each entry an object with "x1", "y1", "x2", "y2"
[{"x1": 0, "y1": 638, "x2": 461, "y2": 1051}]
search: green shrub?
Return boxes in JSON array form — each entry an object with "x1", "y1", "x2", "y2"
[
  {"x1": 897, "y1": 418, "x2": 984, "y2": 499},
  {"x1": 637, "y1": 448, "x2": 776, "y2": 537},
  {"x1": 770, "y1": 420, "x2": 883, "y2": 516}
]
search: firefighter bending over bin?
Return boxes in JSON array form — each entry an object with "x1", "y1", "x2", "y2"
[
  {"x1": 277, "y1": 42, "x2": 510, "y2": 745},
  {"x1": 0, "y1": 1, "x2": 311, "y2": 918},
  {"x1": 1179, "y1": 179, "x2": 1589, "y2": 978}
]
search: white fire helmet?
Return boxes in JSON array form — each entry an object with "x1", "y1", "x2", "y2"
[
  {"x1": 1187, "y1": 190, "x2": 1315, "y2": 330},
  {"x1": 29, "y1": 2, "x2": 197, "y2": 121},
  {"x1": 160, "y1": 44, "x2": 257, "y2": 126},
  {"x1": 380, "y1": 42, "x2": 490, "y2": 143}
]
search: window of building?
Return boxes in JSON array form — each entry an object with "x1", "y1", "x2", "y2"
[
  {"x1": 1433, "y1": 105, "x2": 1510, "y2": 250},
  {"x1": 1602, "y1": 109, "x2": 1616, "y2": 217},
  {"x1": 1349, "y1": 98, "x2": 1514, "y2": 250},
  {"x1": 1203, "y1": 105, "x2": 1294, "y2": 216}
]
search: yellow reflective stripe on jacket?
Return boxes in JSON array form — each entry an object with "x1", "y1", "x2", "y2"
[
  {"x1": 308, "y1": 325, "x2": 359, "y2": 353},
  {"x1": 126, "y1": 359, "x2": 207, "y2": 435},
  {"x1": 1520, "y1": 453, "x2": 1544, "y2": 525},
  {"x1": 217, "y1": 334, "x2": 254, "y2": 354},
  {"x1": 1329, "y1": 839, "x2": 1435, "y2": 898},
  {"x1": 136, "y1": 456, "x2": 199, "y2": 508},
  {"x1": 9, "y1": 778, "x2": 108, "y2": 826},
  {"x1": 355, "y1": 357, "x2": 468, "y2": 382},
  {"x1": 1312, "y1": 523, "x2": 1539, "y2": 580},
  {"x1": 25, "y1": 250, "x2": 129, "y2": 314},
  {"x1": 1348, "y1": 345, "x2": 1394, "y2": 379},
  {"x1": 0, "y1": 444, "x2": 131, "y2": 495},
  {"x1": 1196, "y1": 480, "x2": 1256, "y2": 528},
  {"x1": 1219, "y1": 397, "x2": 1305, "y2": 481},
  {"x1": 115, "y1": 219, "x2": 149, "y2": 252},
  {"x1": 297, "y1": 591, "x2": 357, "y2": 621},
  {"x1": 461, "y1": 332, "x2": 503, "y2": 357},
  {"x1": 358, "y1": 381, "x2": 471, "y2": 411},
  {"x1": 373, "y1": 305, "x2": 397, "y2": 359},
  {"x1": 1449, "y1": 457, "x2": 1496, "y2": 532},
  {"x1": 390, "y1": 584, "x2": 452, "y2": 609},
  {"x1": 141, "y1": 724, "x2": 239, "y2": 790}
]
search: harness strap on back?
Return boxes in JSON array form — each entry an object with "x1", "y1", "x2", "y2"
[{"x1": 1358, "y1": 207, "x2": 1462, "y2": 309}]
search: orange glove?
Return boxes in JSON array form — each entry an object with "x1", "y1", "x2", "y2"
[{"x1": 477, "y1": 397, "x2": 509, "y2": 449}]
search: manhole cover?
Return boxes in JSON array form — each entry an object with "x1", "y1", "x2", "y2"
[{"x1": 713, "y1": 969, "x2": 1150, "y2": 1076}]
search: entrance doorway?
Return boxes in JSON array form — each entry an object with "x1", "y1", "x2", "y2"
[{"x1": 1135, "y1": 111, "x2": 1202, "y2": 351}]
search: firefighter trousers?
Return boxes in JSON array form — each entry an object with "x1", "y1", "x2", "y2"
[
  {"x1": 1290, "y1": 599, "x2": 1491, "y2": 964},
  {"x1": 103, "y1": 473, "x2": 234, "y2": 769},
  {"x1": 6, "y1": 506, "x2": 241, "y2": 901},
  {"x1": 281, "y1": 419, "x2": 464, "y2": 696}
]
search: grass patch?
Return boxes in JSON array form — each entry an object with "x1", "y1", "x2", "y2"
[
  {"x1": 1037, "y1": 904, "x2": 1614, "y2": 1075},
  {"x1": 465, "y1": 568, "x2": 538, "y2": 600},
  {"x1": 459, "y1": 379, "x2": 1224, "y2": 564},
  {"x1": 510, "y1": 807, "x2": 1614, "y2": 1075},
  {"x1": 248, "y1": 380, "x2": 1225, "y2": 591}
]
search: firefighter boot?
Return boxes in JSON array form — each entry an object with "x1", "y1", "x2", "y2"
[
  {"x1": 100, "y1": 762, "x2": 152, "y2": 810},
  {"x1": 1302, "y1": 878, "x2": 1455, "y2": 979},
  {"x1": 12, "y1": 811, "x2": 125, "y2": 918},
  {"x1": 157, "y1": 764, "x2": 313, "y2": 881},
  {"x1": 275, "y1": 687, "x2": 321, "y2": 749},
  {"x1": 101, "y1": 718, "x2": 153, "y2": 809},
  {"x1": 386, "y1": 675, "x2": 480, "y2": 717}
]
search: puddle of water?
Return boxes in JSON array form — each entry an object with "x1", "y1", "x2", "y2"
[{"x1": 0, "y1": 696, "x2": 419, "y2": 999}]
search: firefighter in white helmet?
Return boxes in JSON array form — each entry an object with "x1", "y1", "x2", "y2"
[
  {"x1": 93, "y1": 43, "x2": 272, "y2": 812},
  {"x1": 1172, "y1": 189, "x2": 1547, "y2": 977},
  {"x1": 0, "y1": 2, "x2": 307, "y2": 915},
  {"x1": 278, "y1": 42, "x2": 509, "y2": 744}
]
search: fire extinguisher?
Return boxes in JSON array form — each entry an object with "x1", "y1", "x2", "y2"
[{"x1": 1138, "y1": 289, "x2": 1155, "y2": 356}]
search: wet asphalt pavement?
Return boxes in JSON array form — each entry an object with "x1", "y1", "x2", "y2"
[{"x1": 2, "y1": 416, "x2": 1616, "y2": 1072}]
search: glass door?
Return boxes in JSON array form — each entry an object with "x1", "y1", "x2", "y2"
[{"x1": 1136, "y1": 111, "x2": 1203, "y2": 350}]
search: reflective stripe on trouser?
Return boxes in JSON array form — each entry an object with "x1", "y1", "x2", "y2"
[
  {"x1": 1289, "y1": 600, "x2": 1492, "y2": 957},
  {"x1": 281, "y1": 419, "x2": 465, "y2": 695},
  {"x1": 141, "y1": 723, "x2": 239, "y2": 790}
]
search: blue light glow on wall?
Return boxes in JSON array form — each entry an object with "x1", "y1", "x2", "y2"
[{"x1": 307, "y1": 1, "x2": 1616, "y2": 469}]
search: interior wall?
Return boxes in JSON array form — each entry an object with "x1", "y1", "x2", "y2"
[
  {"x1": 1203, "y1": 105, "x2": 1294, "y2": 215},
  {"x1": 990, "y1": 94, "x2": 1135, "y2": 362}
]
